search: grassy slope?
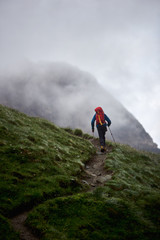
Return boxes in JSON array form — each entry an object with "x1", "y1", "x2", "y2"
[
  {"x1": 0, "y1": 104, "x2": 160, "y2": 240},
  {"x1": 0, "y1": 104, "x2": 95, "y2": 239},
  {"x1": 27, "y1": 145, "x2": 160, "y2": 240}
]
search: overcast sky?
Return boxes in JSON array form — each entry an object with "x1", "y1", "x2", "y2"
[{"x1": 0, "y1": 0, "x2": 160, "y2": 147}]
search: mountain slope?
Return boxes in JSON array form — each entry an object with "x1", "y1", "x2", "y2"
[
  {"x1": 0, "y1": 104, "x2": 160, "y2": 240},
  {"x1": 0, "y1": 104, "x2": 95, "y2": 216},
  {"x1": 0, "y1": 62, "x2": 159, "y2": 153}
]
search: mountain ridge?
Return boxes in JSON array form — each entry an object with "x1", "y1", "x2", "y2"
[{"x1": 0, "y1": 62, "x2": 159, "y2": 153}]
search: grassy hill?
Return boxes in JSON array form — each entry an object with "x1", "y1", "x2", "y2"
[{"x1": 0, "y1": 104, "x2": 160, "y2": 240}]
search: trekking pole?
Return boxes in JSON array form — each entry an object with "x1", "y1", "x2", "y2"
[{"x1": 108, "y1": 126, "x2": 116, "y2": 144}]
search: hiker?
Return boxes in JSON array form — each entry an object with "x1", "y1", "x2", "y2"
[{"x1": 91, "y1": 107, "x2": 111, "y2": 152}]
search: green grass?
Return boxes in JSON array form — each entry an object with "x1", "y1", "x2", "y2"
[
  {"x1": 0, "y1": 104, "x2": 95, "y2": 218},
  {"x1": 0, "y1": 104, "x2": 160, "y2": 240},
  {"x1": 0, "y1": 214, "x2": 19, "y2": 240},
  {"x1": 26, "y1": 193, "x2": 149, "y2": 240},
  {"x1": 26, "y1": 144, "x2": 160, "y2": 240},
  {"x1": 104, "y1": 145, "x2": 160, "y2": 232}
]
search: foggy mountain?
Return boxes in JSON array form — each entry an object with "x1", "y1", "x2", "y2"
[{"x1": 0, "y1": 62, "x2": 159, "y2": 153}]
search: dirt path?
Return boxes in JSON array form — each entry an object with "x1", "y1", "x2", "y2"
[
  {"x1": 81, "y1": 138, "x2": 113, "y2": 191},
  {"x1": 11, "y1": 212, "x2": 39, "y2": 240},
  {"x1": 10, "y1": 138, "x2": 113, "y2": 240}
]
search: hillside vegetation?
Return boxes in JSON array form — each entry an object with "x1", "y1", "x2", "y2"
[{"x1": 0, "y1": 104, "x2": 160, "y2": 240}]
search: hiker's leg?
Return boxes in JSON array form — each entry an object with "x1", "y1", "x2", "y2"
[
  {"x1": 103, "y1": 134, "x2": 105, "y2": 147},
  {"x1": 102, "y1": 125, "x2": 106, "y2": 147},
  {"x1": 97, "y1": 126, "x2": 105, "y2": 146}
]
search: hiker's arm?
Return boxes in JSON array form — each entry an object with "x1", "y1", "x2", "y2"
[
  {"x1": 105, "y1": 114, "x2": 111, "y2": 127},
  {"x1": 91, "y1": 114, "x2": 96, "y2": 132}
]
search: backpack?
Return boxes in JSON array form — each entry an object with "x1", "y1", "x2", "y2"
[{"x1": 95, "y1": 107, "x2": 105, "y2": 125}]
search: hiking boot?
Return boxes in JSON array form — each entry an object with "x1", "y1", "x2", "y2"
[{"x1": 101, "y1": 146, "x2": 104, "y2": 152}]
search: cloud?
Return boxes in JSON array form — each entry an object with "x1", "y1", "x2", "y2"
[{"x1": 0, "y1": 0, "x2": 160, "y2": 147}]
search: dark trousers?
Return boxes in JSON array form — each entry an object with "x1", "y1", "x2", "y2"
[{"x1": 97, "y1": 125, "x2": 107, "y2": 147}]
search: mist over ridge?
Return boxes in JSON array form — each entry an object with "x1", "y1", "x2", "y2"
[{"x1": 0, "y1": 61, "x2": 159, "y2": 153}]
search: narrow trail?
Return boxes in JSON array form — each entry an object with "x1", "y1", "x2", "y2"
[
  {"x1": 11, "y1": 212, "x2": 39, "y2": 240},
  {"x1": 10, "y1": 138, "x2": 113, "y2": 240},
  {"x1": 81, "y1": 138, "x2": 113, "y2": 191}
]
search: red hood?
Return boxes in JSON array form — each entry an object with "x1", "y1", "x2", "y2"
[{"x1": 95, "y1": 107, "x2": 104, "y2": 113}]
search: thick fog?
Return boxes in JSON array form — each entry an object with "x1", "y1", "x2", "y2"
[
  {"x1": 0, "y1": 0, "x2": 160, "y2": 147},
  {"x1": 0, "y1": 62, "x2": 117, "y2": 130},
  {"x1": 0, "y1": 62, "x2": 158, "y2": 152}
]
